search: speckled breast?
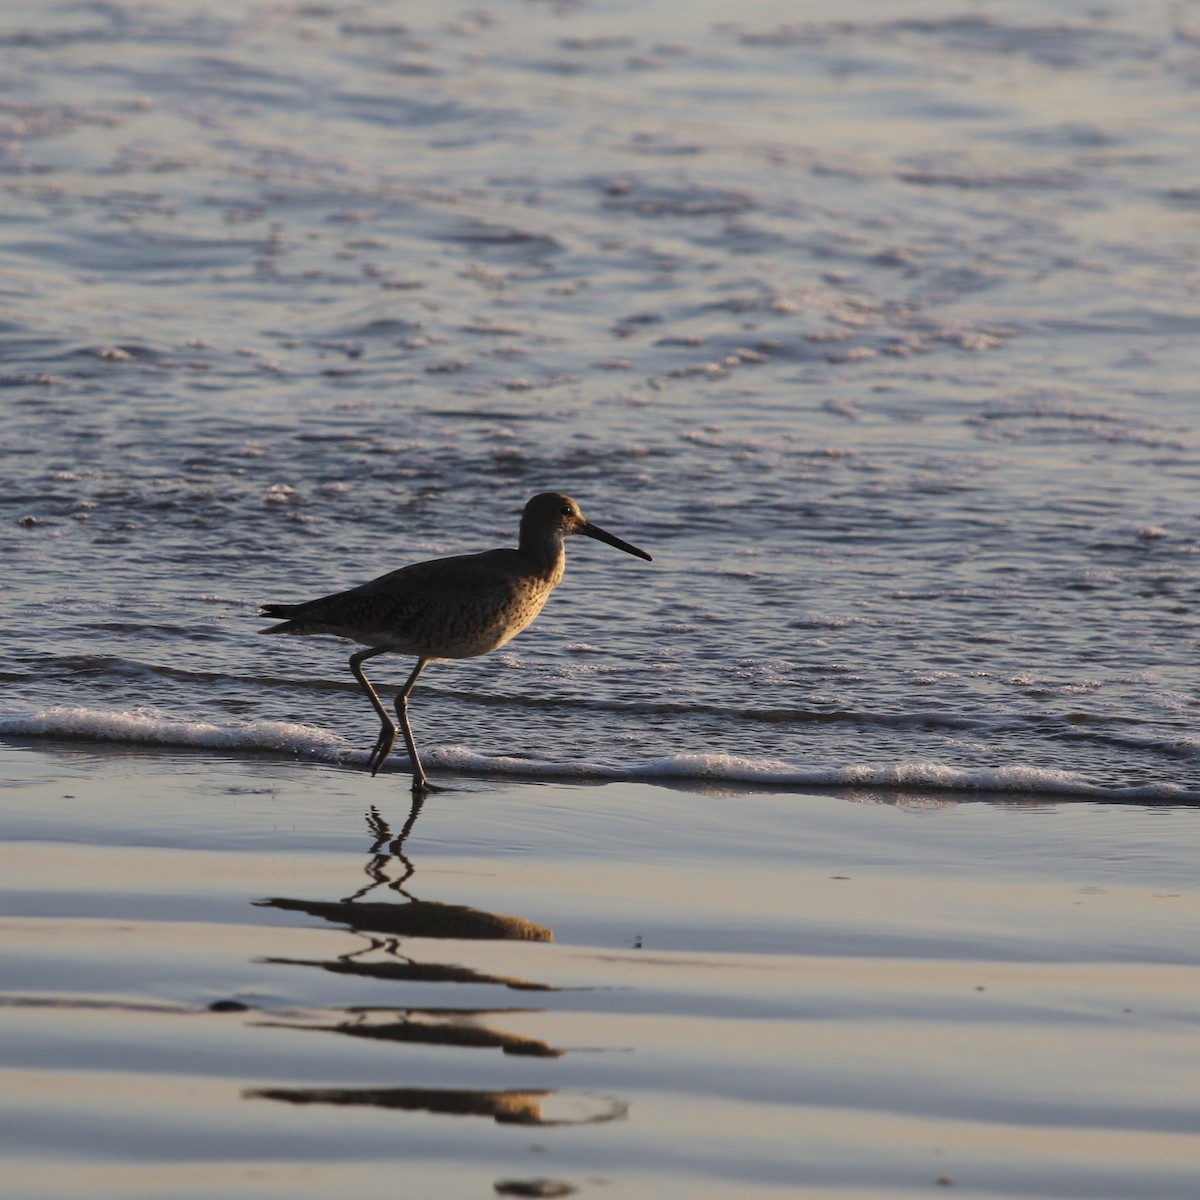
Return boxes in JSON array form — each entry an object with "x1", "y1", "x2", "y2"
[{"x1": 407, "y1": 571, "x2": 560, "y2": 660}]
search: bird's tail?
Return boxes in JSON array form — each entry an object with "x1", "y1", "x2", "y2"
[{"x1": 258, "y1": 602, "x2": 304, "y2": 635}]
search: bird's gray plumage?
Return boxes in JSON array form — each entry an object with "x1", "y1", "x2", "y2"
[{"x1": 258, "y1": 492, "x2": 651, "y2": 792}]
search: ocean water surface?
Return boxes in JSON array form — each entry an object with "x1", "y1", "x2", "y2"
[
  {"x1": 3, "y1": 0, "x2": 1200, "y2": 795},
  {"x1": 4, "y1": 1, "x2": 1200, "y2": 1196}
]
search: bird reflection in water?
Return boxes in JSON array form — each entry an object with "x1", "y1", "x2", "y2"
[
  {"x1": 248, "y1": 801, "x2": 626, "y2": 1127},
  {"x1": 245, "y1": 1084, "x2": 627, "y2": 1127},
  {"x1": 256, "y1": 799, "x2": 553, "y2": 984}
]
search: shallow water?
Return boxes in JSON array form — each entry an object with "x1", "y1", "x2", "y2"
[
  {"x1": 3, "y1": 0, "x2": 1200, "y2": 795},
  {"x1": 4, "y1": 748, "x2": 1200, "y2": 1199}
]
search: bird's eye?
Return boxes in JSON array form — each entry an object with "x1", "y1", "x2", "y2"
[{"x1": 560, "y1": 505, "x2": 573, "y2": 516}]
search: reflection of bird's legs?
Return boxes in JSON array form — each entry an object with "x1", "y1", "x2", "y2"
[
  {"x1": 367, "y1": 793, "x2": 425, "y2": 855},
  {"x1": 343, "y1": 794, "x2": 426, "y2": 904},
  {"x1": 393, "y1": 790, "x2": 425, "y2": 852},
  {"x1": 341, "y1": 853, "x2": 390, "y2": 904},
  {"x1": 339, "y1": 934, "x2": 389, "y2": 963},
  {"x1": 338, "y1": 935, "x2": 414, "y2": 965},
  {"x1": 387, "y1": 788, "x2": 425, "y2": 893},
  {"x1": 366, "y1": 805, "x2": 390, "y2": 847},
  {"x1": 342, "y1": 808, "x2": 398, "y2": 904}
]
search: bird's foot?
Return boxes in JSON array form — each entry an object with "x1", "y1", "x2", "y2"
[{"x1": 366, "y1": 724, "x2": 398, "y2": 776}]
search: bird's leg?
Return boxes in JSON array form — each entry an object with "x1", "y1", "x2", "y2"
[
  {"x1": 349, "y1": 649, "x2": 396, "y2": 776},
  {"x1": 395, "y1": 657, "x2": 432, "y2": 793}
]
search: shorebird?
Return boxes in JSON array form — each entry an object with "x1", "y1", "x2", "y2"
[{"x1": 259, "y1": 492, "x2": 651, "y2": 792}]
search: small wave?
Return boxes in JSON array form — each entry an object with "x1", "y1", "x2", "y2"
[
  {"x1": 0, "y1": 705, "x2": 1193, "y2": 802},
  {"x1": 429, "y1": 747, "x2": 1193, "y2": 801},
  {"x1": 0, "y1": 705, "x2": 350, "y2": 757},
  {"x1": 21, "y1": 657, "x2": 1185, "y2": 755}
]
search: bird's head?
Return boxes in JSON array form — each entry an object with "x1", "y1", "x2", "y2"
[{"x1": 521, "y1": 492, "x2": 652, "y2": 561}]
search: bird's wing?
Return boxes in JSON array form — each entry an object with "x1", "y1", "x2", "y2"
[{"x1": 288, "y1": 549, "x2": 525, "y2": 635}]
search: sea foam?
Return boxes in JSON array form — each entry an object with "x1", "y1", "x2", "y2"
[
  {"x1": 0, "y1": 705, "x2": 349, "y2": 757},
  {"x1": 1, "y1": 705, "x2": 1193, "y2": 802}
]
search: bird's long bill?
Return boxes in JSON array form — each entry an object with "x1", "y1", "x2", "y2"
[{"x1": 580, "y1": 520, "x2": 653, "y2": 561}]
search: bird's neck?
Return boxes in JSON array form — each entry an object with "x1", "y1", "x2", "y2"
[{"x1": 519, "y1": 528, "x2": 567, "y2": 583}]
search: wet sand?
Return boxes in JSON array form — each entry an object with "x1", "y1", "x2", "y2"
[{"x1": 2, "y1": 744, "x2": 1200, "y2": 1199}]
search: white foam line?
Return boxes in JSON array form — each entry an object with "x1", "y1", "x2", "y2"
[
  {"x1": 428, "y1": 746, "x2": 1195, "y2": 800},
  {"x1": 0, "y1": 705, "x2": 350, "y2": 757},
  {"x1": 1, "y1": 706, "x2": 1193, "y2": 801}
]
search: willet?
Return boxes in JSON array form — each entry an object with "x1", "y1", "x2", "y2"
[{"x1": 259, "y1": 492, "x2": 651, "y2": 792}]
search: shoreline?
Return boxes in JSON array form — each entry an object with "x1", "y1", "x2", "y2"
[
  {"x1": 4, "y1": 746, "x2": 1200, "y2": 1198},
  {"x1": 4, "y1": 727, "x2": 1197, "y2": 805}
]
